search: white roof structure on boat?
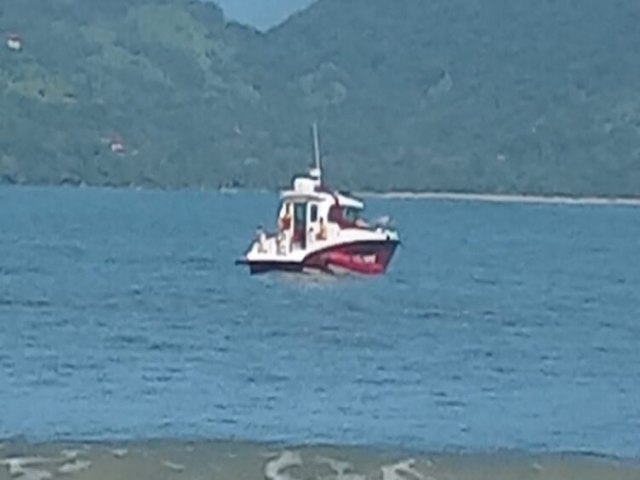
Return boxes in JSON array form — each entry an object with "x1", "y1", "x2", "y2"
[
  {"x1": 278, "y1": 123, "x2": 364, "y2": 210},
  {"x1": 334, "y1": 192, "x2": 364, "y2": 209},
  {"x1": 280, "y1": 177, "x2": 364, "y2": 210}
]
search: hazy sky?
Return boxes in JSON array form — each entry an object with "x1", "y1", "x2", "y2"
[{"x1": 212, "y1": 0, "x2": 315, "y2": 30}]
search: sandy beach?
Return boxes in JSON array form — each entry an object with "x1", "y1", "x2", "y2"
[{"x1": 1, "y1": 440, "x2": 639, "y2": 480}]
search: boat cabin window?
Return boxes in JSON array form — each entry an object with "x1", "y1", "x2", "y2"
[
  {"x1": 291, "y1": 202, "x2": 308, "y2": 248},
  {"x1": 294, "y1": 203, "x2": 306, "y2": 225},
  {"x1": 328, "y1": 205, "x2": 363, "y2": 226},
  {"x1": 310, "y1": 204, "x2": 318, "y2": 223},
  {"x1": 343, "y1": 207, "x2": 361, "y2": 222}
]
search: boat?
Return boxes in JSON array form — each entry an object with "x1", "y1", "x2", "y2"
[{"x1": 235, "y1": 124, "x2": 401, "y2": 276}]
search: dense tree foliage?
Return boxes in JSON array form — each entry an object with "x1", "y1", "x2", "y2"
[{"x1": 1, "y1": 0, "x2": 639, "y2": 195}]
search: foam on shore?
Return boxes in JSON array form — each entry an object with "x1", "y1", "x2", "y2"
[{"x1": 1, "y1": 439, "x2": 638, "y2": 480}]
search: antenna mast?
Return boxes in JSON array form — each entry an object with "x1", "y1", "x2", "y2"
[{"x1": 311, "y1": 122, "x2": 322, "y2": 184}]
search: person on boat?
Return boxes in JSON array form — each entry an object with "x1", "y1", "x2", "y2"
[
  {"x1": 328, "y1": 205, "x2": 343, "y2": 227},
  {"x1": 275, "y1": 204, "x2": 292, "y2": 253},
  {"x1": 256, "y1": 226, "x2": 267, "y2": 253},
  {"x1": 276, "y1": 230, "x2": 287, "y2": 255},
  {"x1": 278, "y1": 203, "x2": 292, "y2": 231},
  {"x1": 316, "y1": 217, "x2": 327, "y2": 240}
]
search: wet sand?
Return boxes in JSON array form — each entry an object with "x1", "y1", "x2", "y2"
[{"x1": 1, "y1": 440, "x2": 638, "y2": 480}]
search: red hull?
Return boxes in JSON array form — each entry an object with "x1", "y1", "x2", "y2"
[
  {"x1": 238, "y1": 240, "x2": 400, "y2": 276},
  {"x1": 305, "y1": 240, "x2": 399, "y2": 275}
]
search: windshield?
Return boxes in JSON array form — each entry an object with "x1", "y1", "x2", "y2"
[
  {"x1": 329, "y1": 205, "x2": 366, "y2": 226},
  {"x1": 343, "y1": 207, "x2": 361, "y2": 222}
]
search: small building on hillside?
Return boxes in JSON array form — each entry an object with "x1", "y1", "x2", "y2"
[
  {"x1": 109, "y1": 135, "x2": 126, "y2": 154},
  {"x1": 6, "y1": 33, "x2": 22, "y2": 51}
]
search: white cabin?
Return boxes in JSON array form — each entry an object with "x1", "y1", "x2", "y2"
[{"x1": 276, "y1": 178, "x2": 367, "y2": 253}]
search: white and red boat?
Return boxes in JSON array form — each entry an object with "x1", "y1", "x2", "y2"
[{"x1": 236, "y1": 125, "x2": 400, "y2": 276}]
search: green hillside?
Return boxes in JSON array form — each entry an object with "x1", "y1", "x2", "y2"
[{"x1": 1, "y1": 0, "x2": 639, "y2": 195}]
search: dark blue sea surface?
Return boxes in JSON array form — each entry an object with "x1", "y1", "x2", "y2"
[{"x1": 0, "y1": 186, "x2": 638, "y2": 457}]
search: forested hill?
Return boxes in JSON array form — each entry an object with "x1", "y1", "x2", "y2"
[{"x1": 1, "y1": 0, "x2": 639, "y2": 195}]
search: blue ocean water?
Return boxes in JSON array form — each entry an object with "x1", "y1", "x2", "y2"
[{"x1": 0, "y1": 186, "x2": 638, "y2": 457}]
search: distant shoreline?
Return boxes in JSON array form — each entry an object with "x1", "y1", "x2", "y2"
[
  {"x1": 355, "y1": 191, "x2": 640, "y2": 206},
  {"x1": 4, "y1": 183, "x2": 640, "y2": 206}
]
